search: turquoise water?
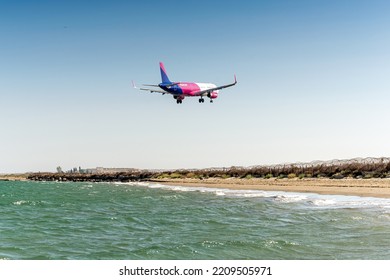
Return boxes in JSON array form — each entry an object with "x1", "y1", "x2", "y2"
[{"x1": 1, "y1": 180, "x2": 389, "y2": 260}]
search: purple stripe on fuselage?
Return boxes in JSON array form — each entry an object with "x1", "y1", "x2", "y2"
[
  {"x1": 160, "y1": 82, "x2": 201, "y2": 96},
  {"x1": 168, "y1": 82, "x2": 200, "y2": 96},
  {"x1": 161, "y1": 84, "x2": 183, "y2": 95}
]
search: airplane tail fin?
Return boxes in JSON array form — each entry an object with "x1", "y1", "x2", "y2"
[{"x1": 160, "y1": 62, "x2": 172, "y2": 84}]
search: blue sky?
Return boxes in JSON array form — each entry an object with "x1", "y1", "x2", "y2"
[{"x1": 1, "y1": 0, "x2": 390, "y2": 173}]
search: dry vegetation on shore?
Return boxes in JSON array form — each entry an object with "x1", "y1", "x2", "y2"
[
  {"x1": 19, "y1": 157, "x2": 390, "y2": 182},
  {"x1": 154, "y1": 157, "x2": 390, "y2": 180}
]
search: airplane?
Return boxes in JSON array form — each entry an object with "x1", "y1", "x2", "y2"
[{"x1": 133, "y1": 62, "x2": 237, "y2": 104}]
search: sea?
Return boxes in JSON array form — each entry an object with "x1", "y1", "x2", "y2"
[{"x1": 1, "y1": 180, "x2": 389, "y2": 260}]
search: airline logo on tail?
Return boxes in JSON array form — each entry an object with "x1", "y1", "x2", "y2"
[{"x1": 133, "y1": 62, "x2": 237, "y2": 104}]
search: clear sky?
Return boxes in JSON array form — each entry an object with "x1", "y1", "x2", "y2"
[{"x1": 1, "y1": 0, "x2": 390, "y2": 173}]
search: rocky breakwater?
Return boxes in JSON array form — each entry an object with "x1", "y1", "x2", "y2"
[{"x1": 27, "y1": 172, "x2": 154, "y2": 182}]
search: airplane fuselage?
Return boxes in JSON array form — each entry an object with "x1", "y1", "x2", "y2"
[{"x1": 159, "y1": 82, "x2": 219, "y2": 99}]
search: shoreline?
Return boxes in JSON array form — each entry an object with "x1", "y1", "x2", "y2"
[
  {"x1": 2, "y1": 174, "x2": 390, "y2": 198},
  {"x1": 148, "y1": 178, "x2": 390, "y2": 198}
]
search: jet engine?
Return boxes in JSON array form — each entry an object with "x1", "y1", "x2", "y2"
[{"x1": 207, "y1": 92, "x2": 218, "y2": 99}]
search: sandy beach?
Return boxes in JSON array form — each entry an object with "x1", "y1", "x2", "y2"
[
  {"x1": 0, "y1": 174, "x2": 28, "y2": 181},
  {"x1": 149, "y1": 177, "x2": 390, "y2": 198}
]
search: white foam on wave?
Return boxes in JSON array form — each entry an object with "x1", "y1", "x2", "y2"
[
  {"x1": 12, "y1": 200, "x2": 44, "y2": 206},
  {"x1": 215, "y1": 191, "x2": 226, "y2": 196},
  {"x1": 308, "y1": 198, "x2": 337, "y2": 206},
  {"x1": 13, "y1": 200, "x2": 28, "y2": 205},
  {"x1": 275, "y1": 194, "x2": 308, "y2": 203},
  {"x1": 119, "y1": 181, "x2": 390, "y2": 211}
]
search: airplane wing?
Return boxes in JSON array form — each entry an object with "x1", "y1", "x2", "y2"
[{"x1": 192, "y1": 75, "x2": 237, "y2": 96}]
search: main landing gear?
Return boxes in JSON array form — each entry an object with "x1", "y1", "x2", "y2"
[
  {"x1": 198, "y1": 98, "x2": 214, "y2": 103},
  {"x1": 176, "y1": 99, "x2": 182, "y2": 104}
]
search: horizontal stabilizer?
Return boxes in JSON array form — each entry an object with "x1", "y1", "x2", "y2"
[
  {"x1": 139, "y1": 87, "x2": 169, "y2": 94},
  {"x1": 142, "y1": 84, "x2": 160, "y2": 87}
]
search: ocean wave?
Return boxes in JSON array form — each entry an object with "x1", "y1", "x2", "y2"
[
  {"x1": 117, "y1": 182, "x2": 390, "y2": 211},
  {"x1": 307, "y1": 198, "x2": 336, "y2": 206},
  {"x1": 12, "y1": 200, "x2": 45, "y2": 206},
  {"x1": 275, "y1": 194, "x2": 308, "y2": 203}
]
